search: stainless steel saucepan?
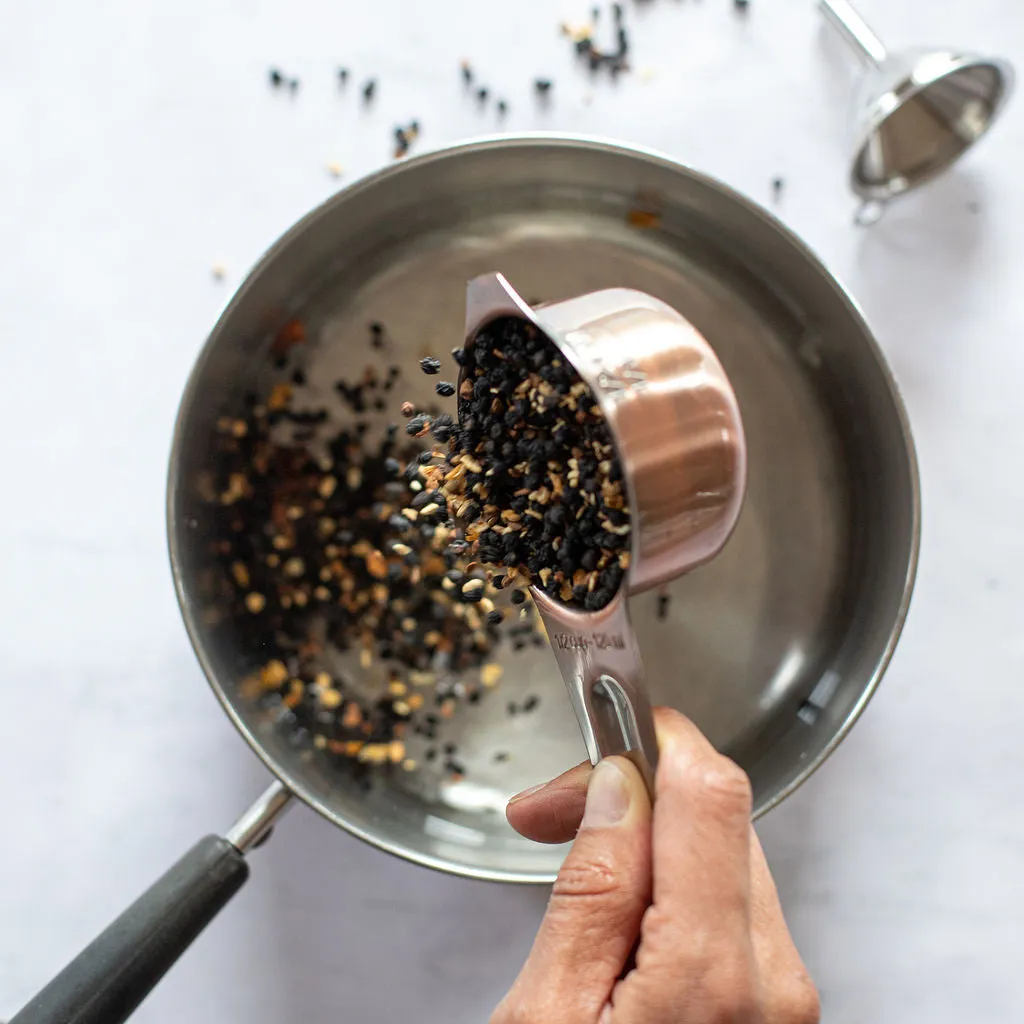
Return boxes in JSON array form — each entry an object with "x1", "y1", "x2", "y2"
[{"x1": 11, "y1": 135, "x2": 919, "y2": 1024}]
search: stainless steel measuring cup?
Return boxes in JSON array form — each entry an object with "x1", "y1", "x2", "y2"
[{"x1": 462, "y1": 274, "x2": 748, "y2": 793}]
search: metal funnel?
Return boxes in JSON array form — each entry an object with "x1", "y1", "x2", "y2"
[{"x1": 821, "y1": 0, "x2": 1014, "y2": 211}]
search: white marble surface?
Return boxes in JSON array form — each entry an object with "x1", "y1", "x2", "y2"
[{"x1": 2, "y1": 0, "x2": 1023, "y2": 1021}]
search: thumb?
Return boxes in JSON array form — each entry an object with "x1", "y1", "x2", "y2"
[{"x1": 496, "y1": 757, "x2": 652, "y2": 1024}]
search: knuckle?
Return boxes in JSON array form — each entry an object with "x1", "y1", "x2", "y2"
[
  {"x1": 704, "y1": 956, "x2": 760, "y2": 1023},
  {"x1": 695, "y1": 757, "x2": 753, "y2": 817},
  {"x1": 552, "y1": 851, "x2": 620, "y2": 902},
  {"x1": 489, "y1": 995, "x2": 537, "y2": 1024},
  {"x1": 488, "y1": 1003, "x2": 517, "y2": 1024},
  {"x1": 779, "y1": 973, "x2": 821, "y2": 1024}
]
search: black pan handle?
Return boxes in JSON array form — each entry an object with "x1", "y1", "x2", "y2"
[
  {"x1": 10, "y1": 836, "x2": 247, "y2": 1024},
  {"x1": 10, "y1": 782, "x2": 292, "y2": 1024}
]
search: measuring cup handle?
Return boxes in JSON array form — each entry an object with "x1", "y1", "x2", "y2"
[{"x1": 532, "y1": 588, "x2": 660, "y2": 796}]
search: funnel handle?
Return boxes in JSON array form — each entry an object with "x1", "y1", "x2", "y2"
[
  {"x1": 819, "y1": 0, "x2": 887, "y2": 67},
  {"x1": 532, "y1": 587, "x2": 659, "y2": 796}
]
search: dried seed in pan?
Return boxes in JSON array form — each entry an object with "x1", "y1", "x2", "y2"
[
  {"x1": 203, "y1": 357, "x2": 548, "y2": 783},
  {"x1": 480, "y1": 663, "x2": 503, "y2": 687},
  {"x1": 419, "y1": 356, "x2": 442, "y2": 375},
  {"x1": 435, "y1": 381, "x2": 456, "y2": 397}
]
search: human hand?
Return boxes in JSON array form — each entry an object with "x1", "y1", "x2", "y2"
[{"x1": 492, "y1": 708, "x2": 820, "y2": 1024}]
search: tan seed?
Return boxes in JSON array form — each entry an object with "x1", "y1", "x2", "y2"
[
  {"x1": 480, "y1": 663, "x2": 504, "y2": 687},
  {"x1": 261, "y1": 659, "x2": 289, "y2": 688},
  {"x1": 366, "y1": 549, "x2": 388, "y2": 579}
]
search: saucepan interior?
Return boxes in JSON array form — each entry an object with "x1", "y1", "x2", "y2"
[{"x1": 168, "y1": 135, "x2": 919, "y2": 883}]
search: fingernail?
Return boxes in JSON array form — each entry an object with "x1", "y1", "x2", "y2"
[
  {"x1": 509, "y1": 781, "x2": 547, "y2": 805},
  {"x1": 581, "y1": 759, "x2": 630, "y2": 830}
]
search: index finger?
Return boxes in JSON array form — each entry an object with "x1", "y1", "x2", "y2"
[{"x1": 649, "y1": 710, "x2": 753, "y2": 943}]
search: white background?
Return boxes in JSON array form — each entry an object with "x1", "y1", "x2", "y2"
[{"x1": 2, "y1": 1, "x2": 1023, "y2": 1021}]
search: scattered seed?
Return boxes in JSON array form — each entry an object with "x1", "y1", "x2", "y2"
[
  {"x1": 320, "y1": 688, "x2": 342, "y2": 709},
  {"x1": 202, "y1": 317, "x2": 544, "y2": 787},
  {"x1": 435, "y1": 381, "x2": 456, "y2": 397},
  {"x1": 362, "y1": 79, "x2": 377, "y2": 102},
  {"x1": 406, "y1": 315, "x2": 629, "y2": 610},
  {"x1": 481, "y1": 663, "x2": 504, "y2": 687},
  {"x1": 262, "y1": 661, "x2": 289, "y2": 687},
  {"x1": 419, "y1": 356, "x2": 442, "y2": 375}
]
